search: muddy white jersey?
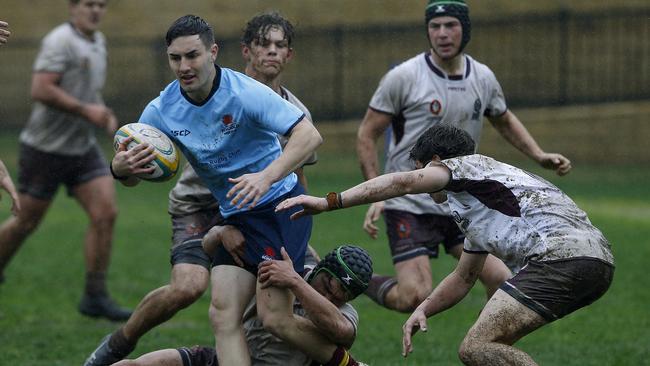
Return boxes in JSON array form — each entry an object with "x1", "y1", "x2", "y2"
[
  {"x1": 168, "y1": 86, "x2": 315, "y2": 216},
  {"x1": 369, "y1": 52, "x2": 507, "y2": 215},
  {"x1": 438, "y1": 155, "x2": 614, "y2": 272}
]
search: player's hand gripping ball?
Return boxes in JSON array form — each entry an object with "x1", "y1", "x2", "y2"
[{"x1": 113, "y1": 123, "x2": 179, "y2": 182}]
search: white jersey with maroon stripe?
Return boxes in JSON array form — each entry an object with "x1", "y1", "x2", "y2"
[
  {"x1": 439, "y1": 154, "x2": 614, "y2": 272},
  {"x1": 167, "y1": 86, "x2": 314, "y2": 216},
  {"x1": 369, "y1": 52, "x2": 507, "y2": 215}
]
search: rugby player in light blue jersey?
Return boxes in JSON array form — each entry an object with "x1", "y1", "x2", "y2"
[{"x1": 110, "y1": 15, "x2": 322, "y2": 366}]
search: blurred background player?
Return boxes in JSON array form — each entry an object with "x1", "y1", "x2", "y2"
[
  {"x1": 357, "y1": 0, "x2": 572, "y2": 313},
  {"x1": 0, "y1": 0, "x2": 130, "y2": 320},
  {"x1": 0, "y1": 20, "x2": 20, "y2": 216},
  {"x1": 0, "y1": 19, "x2": 10, "y2": 45},
  {"x1": 114, "y1": 244, "x2": 372, "y2": 366},
  {"x1": 84, "y1": 12, "x2": 319, "y2": 366},
  {"x1": 277, "y1": 124, "x2": 613, "y2": 366}
]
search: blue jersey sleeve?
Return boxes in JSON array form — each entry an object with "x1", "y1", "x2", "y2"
[
  {"x1": 240, "y1": 83, "x2": 305, "y2": 136},
  {"x1": 138, "y1": 103, "x2": 163, "y2": 130}
]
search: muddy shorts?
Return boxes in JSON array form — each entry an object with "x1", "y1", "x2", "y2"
[
  {"x1": 170, "y1": 208, "x2": 223, "y2": 269},
  {"x1": 178, "y1": 345, "x2": 218, "y2": 366},
  {"x1": 501, "y1": 257, "x2": 615, "y2": 322},
  {"x1": 18, "y1": 143, "x2": 109, "y2": 200},
  {"x1": 384, "y1": 209, "x2": 465, "y2": 264}
]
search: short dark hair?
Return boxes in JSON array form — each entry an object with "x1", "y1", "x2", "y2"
[
  {"x1": 241, "y1": 11, "x2": 295, "y2": 47},
  {"x1": 165, "y1": 15, "x2": 215, "y2": 48},
  {"x1": 409, "y1": 124, "x2": 476, "y2": 164}
]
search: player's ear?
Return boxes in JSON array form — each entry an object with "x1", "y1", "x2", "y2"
[
  {"x1": 286, "y1": 47, "x2": 294, "y2": 61},
  {"x1": 431, "y1": 154, "x2": 441, "y2": 162},
  {"x1": 210, "y1": 43, "x2": 219, "y2": 63},
  {"x1": 240, "y1": 43, "x2": 251, "y2": 61}
]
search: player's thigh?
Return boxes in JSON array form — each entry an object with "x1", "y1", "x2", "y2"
[
  {"x1": 210, "y1": 265, "x2": 256, "y2": 313},
  {"x1": 465, "y1": 289, "x2": 547, "y2": 345},
  {"x1": 72, "y1": 175, "x2": 117, "y2": 219}
]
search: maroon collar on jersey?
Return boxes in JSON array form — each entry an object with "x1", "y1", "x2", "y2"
[{"x1": 424, "y1": 52, "x2": 471, "y2": 81}]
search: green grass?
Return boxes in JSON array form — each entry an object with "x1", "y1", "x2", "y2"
[{"x1": 0, "y1": 129, "x2": 649, "y2": 365}]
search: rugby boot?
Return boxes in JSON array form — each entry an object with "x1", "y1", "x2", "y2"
[
  {"x1": 83, "y1": 334, "x2": 134, "y2": 366},
  {"x1": 78, "y1": 294, "x2": 132, "y2": 321}
]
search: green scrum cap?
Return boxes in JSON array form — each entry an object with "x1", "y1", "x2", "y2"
[
  {"x1": 308, "y1": 245, "x2": 373, "y2": 299},
  {"x1": 425, "y1": 0, "x2": 471, "y2": 52}
]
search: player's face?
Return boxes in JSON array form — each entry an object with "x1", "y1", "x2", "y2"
[
  {"x1": 427, "y1": 16, "x2": 463, "y2": 61},
  {"x1": 242, "y1": 27, "x2": 293, "y2": 81},
  {"x1": 69, "y1": 0, "x2": 107, "y2": 36},
  {"x1": 167, "y1": 35, "x2": 218, "y2": 102},
  {"x1": 313, "y1": 272, "x2": 350, "y2": 307}
]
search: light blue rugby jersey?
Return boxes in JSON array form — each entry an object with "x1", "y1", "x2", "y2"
[{"x1": 139, "y1": 66, "x2": 305, "y2": 217}]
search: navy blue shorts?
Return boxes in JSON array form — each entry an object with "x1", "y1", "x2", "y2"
[{"x1": 213, "y1": 184, "x2": 312, "y2": 275}]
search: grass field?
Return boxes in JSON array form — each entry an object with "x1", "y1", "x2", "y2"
[{"x1": 0, "y1": 128, "x2": 649, "y2": 365}]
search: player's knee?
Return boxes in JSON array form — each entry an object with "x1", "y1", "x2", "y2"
[
  {"x1": 458, "y1": 337, "x2": 482, "y2": 365},
  {"x1": 208, "y1": 299, "x2": 241, "y2": 333},
  {"x1": 396, "y1": 283, "x2": 431, "y2": 312},
  {"x1": 169, "y1": 285, "x2": 205, "y2": 309},
  {"x1": 88, "y1": 204, "x2": 118, "y2": 228}
]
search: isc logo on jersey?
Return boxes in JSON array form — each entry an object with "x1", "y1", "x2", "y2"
[{"x1": 113, "y1": 123, "x2": 179, "y2": 182}]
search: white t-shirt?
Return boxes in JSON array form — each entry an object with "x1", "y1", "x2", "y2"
[
  {"x1": 369, "y1": 52, "x2": 507, "y2": 215},
  {"x1": 439, "y1": 154, "x2": 614, "y2": 272},
  {"x1": 20, "y1": 23, "x2": 107, "y2": 155}
]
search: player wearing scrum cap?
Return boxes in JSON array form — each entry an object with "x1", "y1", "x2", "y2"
[
  {"x1": 113, "y1": 244, "x2": 373, "y2": 366},
  {"x1": 358, "y1": 0, "x2": 572, "y2": 313}
]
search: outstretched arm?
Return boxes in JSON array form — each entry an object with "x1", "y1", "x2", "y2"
[
  {"x1": 402, "y1": 251, "x2": 487, "y2": 357},
  {"x1": 488, "y1": 110, "x2": 571, "y2": 176},
  {"x1": 276, "y1": 164, "x2": 452, "y2": 219}
]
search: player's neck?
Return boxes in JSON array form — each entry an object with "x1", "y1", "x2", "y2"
[
  {"x1": 430, "y1": 50, "x2": 464, "y2": 76},
  {"x1": 245, "y1": 65, "x2": 283, "y2": 94}
]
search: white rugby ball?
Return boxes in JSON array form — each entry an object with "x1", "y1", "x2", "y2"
[{"x1": 113, "y1": 123, "x2": 179, "y2": 182}]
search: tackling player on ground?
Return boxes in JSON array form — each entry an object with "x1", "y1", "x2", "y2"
[
  {"x1": 358, "y1": 0, "x2": 572, "y2": 313},
  {"x1": 278, "y1": 124, "x2": 613, "y2": 366},
  {"x1": 113, "y1": 244, "x2": 372, "y2": 366}
]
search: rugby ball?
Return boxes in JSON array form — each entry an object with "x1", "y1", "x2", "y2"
[{"x1": 113, "y1": 123, "x2": 179, "y2": 182}]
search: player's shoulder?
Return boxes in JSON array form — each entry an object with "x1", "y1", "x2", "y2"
[
  {"x1": 281, "y1": 87, "x2": 312, "y2": 119},
  {"x1": 41, "y1": 23, "x2": 74, "y2": 46},
  {"x1": 384, "y1": 52, "x2": 426, "y2": 79},
  {"x1": 464, "y1": 54, "x2": 498, "y2": 80}
]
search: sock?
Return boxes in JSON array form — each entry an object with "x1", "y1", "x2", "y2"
[
  {"x1": 364, "y1": 274, "x2": 398, "y2": 307},
  {"x1": 325, "y1": 346, "x2": 358, "y2": 366},
  {"x1": 85, "y1": 271, "x2": 107, "y2": 297},
  {"x1": 108, "y1": 327, "x2": 136, "y2": 355}
]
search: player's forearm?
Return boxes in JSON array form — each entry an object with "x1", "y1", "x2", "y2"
[
  {"x1": 291, "y1": 280, "x2": 356, "y2": 347},
  {"x1": 338, "y1": 169, "x2": 446, "y2": 209},
  {"x1": 356, "y1": 127, "x2": 382, "y2": 180},
  {"x1": 419, "y1": 270, "x2": 476, "y2": 318},
  {"x1": 490, "y1": 111, "x2": 544, "y2": 162},
  {"x1": 31, "y1": 80, "x2": 89, "y2": 118},
  {"x1": 264, "y1": 120, "x2": 322, "y2": 183}
]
